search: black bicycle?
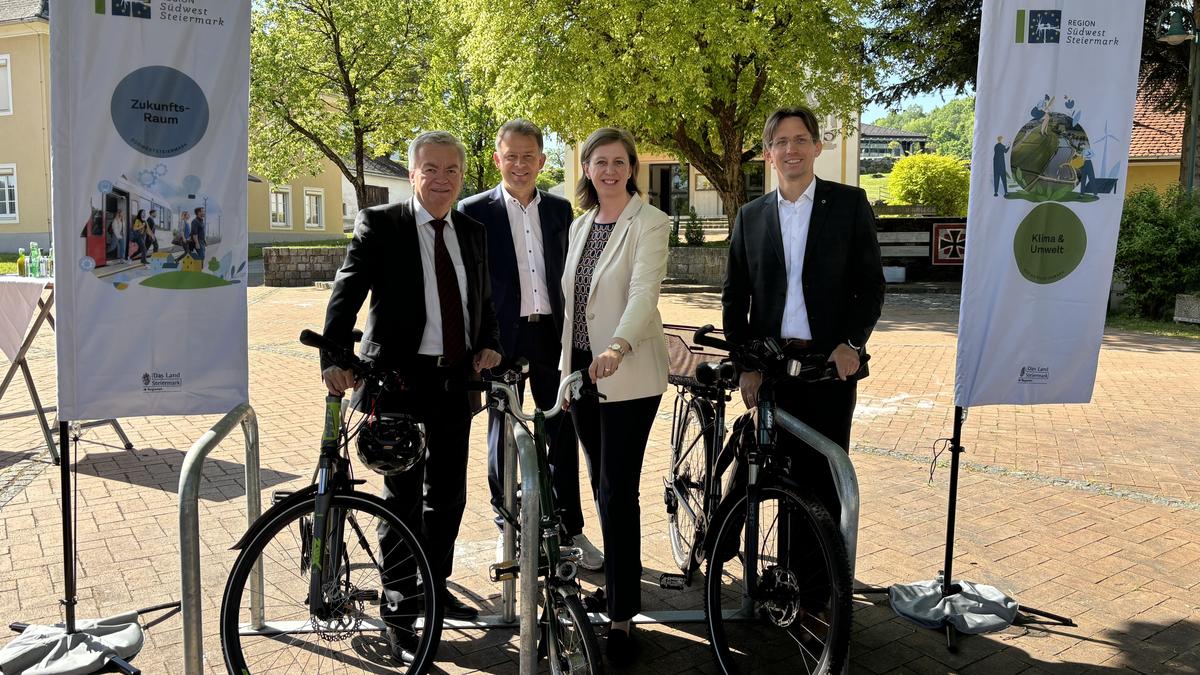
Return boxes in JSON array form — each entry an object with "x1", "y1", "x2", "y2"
[
  {"x1": 666, "y1": 325, "x2": 862, "y2": 674},
  {"x1": 219, "y1": 329, "x2": 442, "y2": 673},
  {"x1": 476, "y1": 362, "x2": 604, "y2": 674}
]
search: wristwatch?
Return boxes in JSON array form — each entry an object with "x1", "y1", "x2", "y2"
[
  {"x1": 846, "y1": 339, "x2": 862, "y2": 352},
  {"x1": 608, "y1": 341, "x2": 626, "y2": 355}
]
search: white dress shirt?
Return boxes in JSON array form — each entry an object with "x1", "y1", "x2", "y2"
[
  {"x1": 500, "y1": 185, "x2": 550, "y2": 317},
  {"x1": 413, "y1": 198, "x2": 471, "y2": 355},
  {"x1": 778, "y1": 180, "x2": 816, "y2": 340}
]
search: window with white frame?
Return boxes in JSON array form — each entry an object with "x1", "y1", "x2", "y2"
[
  {"x1": 304, "y1": 188, "x2": 324, "y2": 230},
  {"x1": 0, "y1": 164, "x2": 17, "y2": 222},
  {"x1": 269, "y1": 186, "x2": 291, "y2": 229},
  {"x1": 0, "y1": 54, "x2": 12, "y2": 116}
]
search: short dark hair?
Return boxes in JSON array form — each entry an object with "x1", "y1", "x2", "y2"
[
  {"x1": 763, "y1": 107, "x2": 821, "y2": 149},
  {"x1": 575, "y1": 127, "x2": 641, "y2": 211},
  {"x1": 495, "y1": 119, "x2": 544, "y2": 151}
]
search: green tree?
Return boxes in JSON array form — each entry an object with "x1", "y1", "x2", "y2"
[
  {"x1": 887, "y1": 153, "x2": 970, "y2": 216},
  {"x1": 250, "y1": 0, "x2": 430, "y2": 208},
  {"x1": 1116, "y1": 186, "x2": 1200, "y2": 319},
  {"x1": 872, "y1": 96, "x2": 975, "y2": 160},
  {"x1": 459, "y1": 0, "x2": 872, "y2": 233}
]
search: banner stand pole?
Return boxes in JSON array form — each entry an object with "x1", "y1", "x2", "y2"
[{"x1": 936, "y1": 406, "x2": 1075, "y2": 653}]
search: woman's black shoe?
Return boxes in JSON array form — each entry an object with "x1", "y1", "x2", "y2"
[{"x1": 606, "y1": 627, "x2": 637, "y2": 668}]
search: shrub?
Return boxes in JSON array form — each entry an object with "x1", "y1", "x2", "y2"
[
  {"x1": 1115, "y1": 185, "x2": 1200, "y2": 319},
  {"x1": 684, "y1": 207, "x2": 705, "y2": 246},
  {"x1": 887, "y1": 153, "x2": 970, "y2": 216},
  {"x1": 859, "y1": 156, "x2": 898, "y2": 174}
]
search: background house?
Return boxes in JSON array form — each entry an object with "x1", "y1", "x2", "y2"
[
  {"x1": 0, "y1": 0, "x2": 50, "y2": 252},
  {"x1": 1126, "y1": 88, "x2": 1184, "y2": 194},
  {"x1": 339, "y1": 155, "x2": 411, "y2": 231},
  {"x1": 858, "y1": 123, "x2": 930, "y2": 159}
]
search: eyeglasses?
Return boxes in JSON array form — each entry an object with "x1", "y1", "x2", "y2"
[{"x1": 769, "y1": 136, "x2": 815, "y2": 150}]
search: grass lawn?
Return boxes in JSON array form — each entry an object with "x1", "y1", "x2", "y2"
[
  {"x1": 248, "y1": 234, "x2": 351, "y2": 260},
  {"x1": 860, "y1": 172, "x2": 891, "y2": 203},
  {"x1": 1106, "y1": 313, "x2": 1200, "y2": 340}
]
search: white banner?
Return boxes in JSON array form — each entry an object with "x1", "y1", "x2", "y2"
[
  {"x1": 51, "y1": 1, "x2": 249, "y2": 420},
  {"x1": 955, "y1": 0, "x2": 1144, "y2": 408}
]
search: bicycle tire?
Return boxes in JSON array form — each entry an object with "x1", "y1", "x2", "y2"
[
  {"x1": 703, "y1": 484, "x2": 851, "y2": 674},
  {"x1": 667, "y1": 395, "x2": 714, "y2": 573},
  {"x1": 538, "y1": 587, "x2": 605, "y2": 674},
  {"x1": 220, "y1": 491, "x2": 443, "y2": 674}
]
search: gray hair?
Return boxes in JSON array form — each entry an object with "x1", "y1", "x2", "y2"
[
  {"x1": 495, "y1": 119, "x2": 544, "y2": 151},
  {"x1": 408, "y1": 131, "x2": 467, "y2": 171}
]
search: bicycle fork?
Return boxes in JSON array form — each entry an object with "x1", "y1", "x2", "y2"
[{"x1": 308, "y1": 396, "x2": 346, "y2": 619}]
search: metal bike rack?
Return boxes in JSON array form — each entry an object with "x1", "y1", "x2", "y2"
[{"x1": 178, "y1": 403, "x2": 262, "y2": 675}]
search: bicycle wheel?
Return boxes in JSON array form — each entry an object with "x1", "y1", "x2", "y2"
[
  {"x1": 221, "y1": 491, "x2": 443, "y2": 673},
  {"x1": 667, "y1": 396, "x2": 714, "y2": 573},
  {"x1": 538, "y1": 587, "x2": 604, "y2": 674},
  {"x1": 704, "y1": 485, "x2": 851, "y2": 674}
]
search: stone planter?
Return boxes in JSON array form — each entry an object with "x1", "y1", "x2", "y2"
[
  {"x1": 1174, "y1": 293, "x2": 1200, "y2": 324},
  {"x1": 263, "y1": 247, "x2": 347, "y2": 287},
  {"x1": 667, "y1": 246, "x2": 728, "y2": 285}
]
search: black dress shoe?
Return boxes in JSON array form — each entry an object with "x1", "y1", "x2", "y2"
[
  {"x1": 443, "y1": 591, "x2": 479, "y2": 620},
  {"x1": 606, "y1": 627, "x2": 638, "y2": 668},
  {"x1": 385, "y1": 626, "x2": 418, "y2": 664}
]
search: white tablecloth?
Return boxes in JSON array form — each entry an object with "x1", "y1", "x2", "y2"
[{"x1": 0, "y1": 276, "x2": 50, "y2": 361}]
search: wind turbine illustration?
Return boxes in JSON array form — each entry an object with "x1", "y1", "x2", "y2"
[{"x1": 1094, "y1": 121, "x2": 1122, "y2": 178}]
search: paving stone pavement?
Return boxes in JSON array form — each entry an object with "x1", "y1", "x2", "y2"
[{"x1": 1, "y1": 286, "x2": 1199, "y2": 673}]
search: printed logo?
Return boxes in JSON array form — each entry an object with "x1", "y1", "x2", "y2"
[
  {"x1": 100, "y1": 1, "x2": 152, "y2": 19},
  {"x1": 141, "y1": 372, "x2": 151, "y2": 386},
  {"x1": 1018, "y1": 365, "x2": 1050, "y2": 384},
  {"x1": 143, "y1": 371, "x2": 183, "y2": 392},
  {"x1": 1015, "y1": 9, "x2": 1061, "y2": 44}
]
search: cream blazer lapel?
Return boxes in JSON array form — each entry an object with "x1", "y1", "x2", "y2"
[{"x1": 588, "y1": 195, "x2": 645, "y2": 296}]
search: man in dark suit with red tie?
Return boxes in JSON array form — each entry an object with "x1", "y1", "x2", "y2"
[
  {"x1": 321, "y1": 131, "x2": 502, "y2": 662},
  {"x1": 458, "y1": 120, "x2": 603, "y2": 570},
  {"x1": 723, "y1": 106, "x2": 884, "y2": 510}
]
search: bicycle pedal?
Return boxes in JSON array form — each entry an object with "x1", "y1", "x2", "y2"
[
  {"x1": 350, "y1": 589, "x2": 379, "y2": 604},
  {"x1": 490, "y1": 562, "x2": 519, "y2": 582},
  {"x1": 271, "y1": 490, "x2": 294, "y2": 506},
  {"x1": 658, "y1": 573, "x2": 687, "y2": 590}
]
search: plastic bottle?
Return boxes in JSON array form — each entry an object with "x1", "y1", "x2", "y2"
[
  {"x1": 46, "y1": 248, "x2": 54, "y2": 278},
  {"x1": 16, "y1": 247, "x2": 26, "y2": 277},
  {"x1": 29, "y1": 243, "x2": 41, "y2": 278}
]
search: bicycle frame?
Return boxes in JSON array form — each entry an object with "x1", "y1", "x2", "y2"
[{"x1": 308, "y1": 395, "x2": 350, "y2": 620}]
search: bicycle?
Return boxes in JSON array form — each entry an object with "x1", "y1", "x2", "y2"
[
  {"x1": 219, "y1": 329, "x2": 443, "y2": 673},
  {"x1": 666, "y1": 324, "x2": 864, "y2": 674},
  {"x1": 475, "y1": 362, "x2": 604, "y2": 674}
]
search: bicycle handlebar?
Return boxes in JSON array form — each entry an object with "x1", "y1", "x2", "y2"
[
  {"x1": 468, "y1": 370, "x2": 586, "y2": 421},
  {"x1": 690, "y1": 324, "x2": 870, "y2": 383}
]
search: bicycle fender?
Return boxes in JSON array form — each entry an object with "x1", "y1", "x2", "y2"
[{"x1": 229, "y1": 484, "x2": 320, "y2": 550}]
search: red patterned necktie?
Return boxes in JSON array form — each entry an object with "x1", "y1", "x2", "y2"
[{"x1": 429, "y1": 218, "x2": 466, "y2": 363}]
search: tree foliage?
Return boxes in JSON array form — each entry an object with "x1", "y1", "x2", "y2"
[
  {"x1": 872, "y1": 96, "x2": 975, "y2": 160},
  {"x1": 887, "y1": 153, "x2": 970, "y2": 216},
  {"x1": 458, "y1": 0, "x2": 872, "y2": 231},
  {"x1": 250, "y1": 0, "x2": 429, "y2": 205},
  {"x1": 1115, "y1": 186, "x2": 1200, "y2": 320}
]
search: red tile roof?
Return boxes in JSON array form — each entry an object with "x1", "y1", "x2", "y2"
[{"x1": 1130, "y1": 89, "x2": 1184, "y2": 160}]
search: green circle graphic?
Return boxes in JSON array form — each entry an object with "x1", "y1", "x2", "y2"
[{"x1": 1012, "y1": 203, "x2": 1086, "y2": 284}]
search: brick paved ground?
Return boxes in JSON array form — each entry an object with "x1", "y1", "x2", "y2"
[{"x1": 1, "y1": 286, "x2": 1199, "y2": 673}]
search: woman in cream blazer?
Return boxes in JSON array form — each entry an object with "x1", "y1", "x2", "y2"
[{"x1": 559, "y1": 127, "x2": 668, "y2": 666}]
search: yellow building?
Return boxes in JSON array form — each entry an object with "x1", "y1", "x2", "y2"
[
  {"x1": 1126, "y1": 87, "x2": 1183, "y2": 194},
  {"x1": 0, "y1": 1, "x2": 50, "y2": 252},
  {"x1": 0, "y1": 1, "x2": 342, "y2": 252},
  {"x1": 563, "y1": 114, "x2": 860, "y2": 219}
]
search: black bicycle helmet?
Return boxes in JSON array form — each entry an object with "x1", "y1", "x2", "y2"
[{"x1": 357, "y1": 413, "x2": 425, "y2": 476}]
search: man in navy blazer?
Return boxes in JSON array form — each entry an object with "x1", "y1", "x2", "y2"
[
  {"x1": 458, "y1": 120, "x2": 601, "y2": 569},
  {"x1": 723, "y1": 106, "x2": 884, "y2": 511}
]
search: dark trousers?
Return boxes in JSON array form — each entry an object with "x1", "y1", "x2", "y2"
[
  {"x1": 772, "y1": 375, "x2": 857, "y2": 515},
  {"x1": 570, "y1": 348, "x2": 661, "y2": 622},
  {"x1": 487, "y1": 318, "x2": 583, "y2": 535},
  {"x1": 378, "y1": 366, "x2": 472, "y2": 627}
]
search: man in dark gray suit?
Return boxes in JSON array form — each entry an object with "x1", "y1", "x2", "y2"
[
  {"x1": 723, "y1": 106, "x2": 884, "y2": 508},
  {"x1": 322, "y1": 131, "x2": 502, "y2": 662},
  {"x1": 458, "y1": 120, "x2": 601, "y2": 570}
]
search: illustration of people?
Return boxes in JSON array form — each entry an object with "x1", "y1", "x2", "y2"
[
  {"x1": 146, "y1": 209, "x2": 160, "y2": 254},
  {"x1": 1078, "y1": 149, "x2": 1096, "y2": 195},
  {"x1": 1039, "y1": 96, "x2": 1055, "y2": 135},
  {"x1": 132, "y1": 209, "x2": 149, "y2": 263},
  {"x1": 111, "y1": 208, "x2": 127, "y2": 263},
  {"x1": 993, "y1": 136, "x2": 1009, "y2": 196},
  {"x1": 1030, "y1": 94, "x2": 1050, "y2": 122},
  {"x1": 190, "y1": 206, "x2": 207, "y2": 263}
]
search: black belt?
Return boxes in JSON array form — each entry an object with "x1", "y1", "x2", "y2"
[
  {"x1": 521, "y1": 314, "x2": 552, "y2": 323},
  {"x1": 412, "y1": 354, "x2": 464, "y2": 369}
]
